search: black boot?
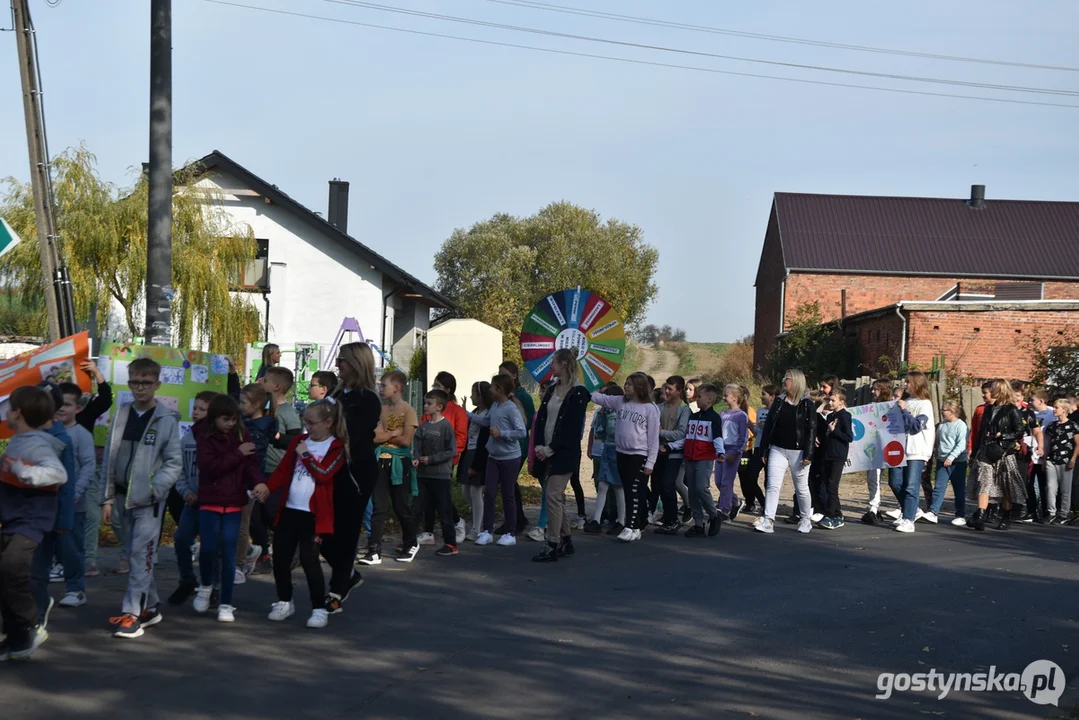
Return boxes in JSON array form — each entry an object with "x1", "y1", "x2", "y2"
[
  {"x1": 532, "y1": 541, "x2": 559, "y2": 563},
  {"x1": 557, "y1": 536, "x2": 575, "y2": 557},
  {"x1": 996, "y1": 508, "x2": 1011, "y2": 531},
  {"x1": 972, "y1": 508, "x2": 985, "y2": 531}
]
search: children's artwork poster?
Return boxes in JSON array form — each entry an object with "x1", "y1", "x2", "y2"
[
  {"x1": 0, "y1": 332, "x2": 91, "y2": 439},
  {"x1": 844, "y1": 401, "x2": 908, "y2": 474},
  {"x1": 520, "y1": 286, "x2": 626, "y2": 392},
  {"x1": 93, "y1": 342, "x2": 229, "y2": 446}
]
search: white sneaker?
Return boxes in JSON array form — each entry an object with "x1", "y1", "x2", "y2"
[
  {"x1": 465, "y1": 529, "x2": 479, "y2": 542},
  {"x1": 417, "y1": 532, "x2": 436, "y2": 546},
  {"x1": 496, "y1": 533, "x2": 516, "y2": 546},
  {"x1": 306, "y1": 609, "x2": 329, "y2": 628},
  {"x1": 647, "y1": 512, "x2": 657, "y2": 525},
  {"x1": 810, "y1": 513, "x2": 824, "y2": 523},
  {"x1": 921, "y1": 511, "x2": 939, "y2": 524},
  {"x1": 49, "y1": 562, "x2": 64, "y2": 583},
  {"x1": 754, "y1": 517, "x2": 775, "y2": 534},
  {"x1": 617, "y1": 527, "x2": 635, "y2": 542},
  {"x1": 217, "y1": 604, "x2": 236, "y2": 623},
  {"x1": 915, "y1": 509, "x2": 926, "y2": 522},
  {"x1": 798, "y1": 518, "x2": 813, "y2": 534},
  {"x1": 193, "y1": 586, "x2": 213, "y2": 613},
  {"x1": 572, "y1": 515, "x2": 586, "y2": 530},
  {"x1": 475, "y1": 531, "x2": 493, "y2": 546},
  {"x1": 895, "y1": 519, "x2": 916, "y2": 533},
  {"x1": 526, "y1": 526, "x2": 546, "y2": 542},
  {"x1": 885, "y1": 508, "x2": 902, "y2": 520},
  {"x1": 268, "y1": 600, "x2": 295, "y2": 621},
  {"x1": 891, "y1": 517, "x2": 903, "y2": 527},
  {"x1": 455, "y1": 519, "x2": 467, "y2": 545},
  {"x1": 58, "y1": 591, "x2": 86, "y2": 607},
  {"x1": 951, "y1": 517, "x2": 968, "y2": 527},
  {"x1": 233, "y1": 568, "x2": 246, "y2": 585},
  {"x1": 244, "y1": 544, "x2": 262, "y2": 575},
  {"x1": 632, "y1": 529, "x2": 642, "y2": 541}
]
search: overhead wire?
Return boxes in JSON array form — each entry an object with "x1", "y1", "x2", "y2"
[{"x1": 201, "y1": 0, "x2": 1079, "y2": 109}]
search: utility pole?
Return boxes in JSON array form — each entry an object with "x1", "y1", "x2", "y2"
[
  {"x1": 145, "y1": 0, "x2": 173, "y2": 346},
  {"x1": 13, "y1": 0, "x2": 62, "y2": 342}
]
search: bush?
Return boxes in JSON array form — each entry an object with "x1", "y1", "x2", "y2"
[{"x1": 766, "y1": 302, "x2": 856, "y2": 383}]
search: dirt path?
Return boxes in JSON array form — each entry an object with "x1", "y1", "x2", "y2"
[{"x1": 638, "y1": 345, "x2": 679, "y2": 379}]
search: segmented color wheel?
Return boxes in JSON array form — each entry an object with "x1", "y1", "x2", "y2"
[{"x1": 520, "y1": 286, "x2": 626, "y2": 391}]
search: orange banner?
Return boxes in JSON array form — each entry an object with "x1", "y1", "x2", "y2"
[{"x1": 0, "y1": 331, "x2": 91, "y2": 438}]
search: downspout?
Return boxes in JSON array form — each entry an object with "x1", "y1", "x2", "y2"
[
  {"x1": 381, "y1": 284, "x2": 402, "y2": 359},
  {"x1": 262, "y1": 290, "x2": 270, "y2": 341},
  {"x1": 894, "y1": 302, "x2": 907, "y2": 370}
]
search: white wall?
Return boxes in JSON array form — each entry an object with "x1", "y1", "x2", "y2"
[{"x1": 426, "y1": 319, "x2": 502, "y2": 402}]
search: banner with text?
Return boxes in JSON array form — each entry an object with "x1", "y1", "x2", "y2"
[
  {"x1": 844, "y1": 401, "x2": 908, "y2": 474},
  {"x1": 0, "y1": 332, "x2": 92, "y2": 438}
]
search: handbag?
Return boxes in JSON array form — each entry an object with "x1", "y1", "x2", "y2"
[{"x1": 983, "y1": 440, "x2": 1005, "y2": 464}]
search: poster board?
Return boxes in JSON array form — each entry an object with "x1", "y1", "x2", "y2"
[
  {"x1": 0, "y1": 332, "x2": 91, "y2": 438},
  {"x1": 93, "y1": 342, "x2": 229, "y2": 446},
  {"x1": 843, "y1": 401, "x2": 908, "y2": 474}
]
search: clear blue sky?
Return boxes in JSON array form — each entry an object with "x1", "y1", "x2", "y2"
[{"x1": 2, "y1": 0, "x2": 1077, "y2": 341}]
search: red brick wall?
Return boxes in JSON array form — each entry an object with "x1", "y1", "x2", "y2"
[
  {"x1": 753, "y1": 209, "x2": 785, "y2": 371},
  {"x1": 844, "y1": 313, "x2": 905, "y2": 376}
]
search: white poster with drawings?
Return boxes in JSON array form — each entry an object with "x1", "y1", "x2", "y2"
[
  {"x1": 157, "y1": 396, "x2": 180, "y2": 413},
  {"x1": 96, "y1": 356, "x2": 111, "y2": 383},
  {"x1": 113, "y1": 361, "x2": 130, "y2": 386},
  {"x1": 189, "y1": 364, "x2": 208, "y2": 384},
  {"x1": 179, "y1": 421, "x2": 193, "y2": 438},
  {"x1": 159, "y1": 366, "x2": 185, "y2": 385},
  {"x1": 39, "y1": 359, "x2": 76, "y2": 385},
  {"x1": 210, "y1": 355, "x2": 229, "y2": 375}
]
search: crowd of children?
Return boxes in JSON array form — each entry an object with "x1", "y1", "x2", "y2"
[{"x1": 4, "y1": 341, "x2": 1079, "y2": 660}]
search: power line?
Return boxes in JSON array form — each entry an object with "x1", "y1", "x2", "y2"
[
  {"x1": 485, "y1": 0, "x2": 1079, "y2": 73},
  {"x1": 324, "y1": 0, "x2": 1079, "y2": 98},
  {"x1": 202, "y1": 0, "x2": 1079, "y2": 109}
]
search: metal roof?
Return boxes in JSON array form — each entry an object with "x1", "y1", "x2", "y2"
[{"x1": 772, "y1": 191, "x2": 1079, "y2": 280}]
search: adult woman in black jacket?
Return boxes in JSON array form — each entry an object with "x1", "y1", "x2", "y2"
[
  {"x1": 755, "y1": 369, "x2": 818, "y2": 535},
  {"x1": 531, "y1": 349, "x2": 590, "y2": 563},
  {"x1": 968, "y1": 378, "x2": 1027, "y2": 531}
]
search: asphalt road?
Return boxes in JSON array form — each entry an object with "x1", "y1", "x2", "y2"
[{"x1": 3, "y1": 515, "x2": 1078, "y2": 720}]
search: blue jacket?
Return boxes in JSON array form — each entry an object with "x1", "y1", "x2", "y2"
[{"x1": 44, "y1": 422, "x2": 76, "y2": 533}]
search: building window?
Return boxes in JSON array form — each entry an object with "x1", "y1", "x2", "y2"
[
  {"x1": 994, "y1": 282, "x2": 1043, "y2": 300},
  {"x1": 233, "y1": 239, "x2": 269, "y2": 291}
]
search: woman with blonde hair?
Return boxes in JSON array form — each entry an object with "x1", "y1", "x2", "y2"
[
  {"x1": 256, "y1": 343, "x2": 281, "y2": 381},
  {"x1": 755, "y1": 369, "x2": 818, "y2": 534},
  {"x1": 967, "y1": 378, "x2": 1027, "y2": 531}
]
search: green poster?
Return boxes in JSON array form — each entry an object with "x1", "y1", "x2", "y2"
[{"x1": 93, "y1": 342, "x2": 230, "y2": 446}]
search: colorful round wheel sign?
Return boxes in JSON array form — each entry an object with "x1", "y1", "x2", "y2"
[{"x1": 520, "y1": 287, "x2": 625, "y2": 391}]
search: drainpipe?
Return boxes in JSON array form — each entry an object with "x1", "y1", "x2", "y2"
[
  {"x1": 894, "y1": 302, "x2": 907, "y2": 370},
  {"x1": 262, "y1": 291, "x2": 271, "y2": 341},
  {"x1": 381, "y1": 284, "x2": 402, "y2": 361}
]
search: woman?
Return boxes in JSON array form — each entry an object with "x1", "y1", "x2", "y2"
[
  {"x1": 498, "y1": 361, "x2": 536, "y2": 534},
  {"x1": 256, "y1": 343, "x2": 281, "y2": 381},
  {"x1": 530, "y1": 349, "x2": 590, "y2": 562},
  {"x1": 967, "y1": 378, "x2": 1027, "y2": 531},
  {"x1": 322, "y1": 342, "x2": 382, "y2": 613},
  {"x1": 754, "y1": 369, "x2": 817, "y2": 534},
  {"x1": 884, "y1": 371, "x2": 936, "y2": 534}
]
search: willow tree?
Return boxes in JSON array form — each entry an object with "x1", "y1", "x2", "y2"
[{"x1": 0, "y1": 144, "x2": 261, "y2": 361}]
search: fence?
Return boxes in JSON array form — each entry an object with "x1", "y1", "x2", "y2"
[{"x1": 839, "y1": 370, "x2": 981, "y2": 420}]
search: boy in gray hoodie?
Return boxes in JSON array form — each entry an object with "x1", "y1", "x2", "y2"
[
  {"x1": 410, "y1": 389, "x2": 458, "y2": 556},
  {"x1": 101, "y1": 358, "x2": 183, "y2": 639}
]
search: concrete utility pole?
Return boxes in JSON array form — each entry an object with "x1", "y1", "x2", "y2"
[
  {"x1": 145, "y1": 0, "x2": 173, "y2": 346},
  {"x1": 13, "y1": 0, "x2": 62, "y2": 342}
]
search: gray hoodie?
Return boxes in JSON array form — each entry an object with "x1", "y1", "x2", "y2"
[
  {"x1": 102, "y1": 402, "x2": 183, "y2": 509},
  {"x1": 0, "y1": 430, "x2": 67, "y2": 543},
  {"x1": 470, "y1": 399, "x2": 527, "y2": 461},
  {"x1": 67, "y1": 423, "x2": 96, "y2": 513}
]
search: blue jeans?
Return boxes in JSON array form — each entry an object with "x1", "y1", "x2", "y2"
[
  {"x1": 889, "y1": 460, "x2": 925, "y2": 521},
  {"x1": 364, "y1": 498, "x2": 373, "y2": 535},
  {"x1": 59, "y1": 512, "x2": 86, "y2": 593},
  {"x1": 175, "y1": 504, "x2": 200, "y2": 585},
  {"x1": 930, "y1": 461, "x2": 967, "y2": 518},
  {"x1": 199, "y1": 510, "x2": 242, "y2": 606}
]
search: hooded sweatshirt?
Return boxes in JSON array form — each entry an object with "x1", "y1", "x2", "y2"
[
  {"x1": 176, "y1": 429, "x2": 199, "y2": 498},
  {"x1": 67, "y1": 423, "x2": 96, "y2": 514},
  {"x1": 192, "y1": 420, "x2": 264, "y2": 508},
  {"x1": 470, "y1": 399, "x2": 527, "y2": 461},
  {"x1": 0, "y1": 430, "x2": 68, "y2": 543},
  {"x1": 659, "y1": 402, "x2": 690, "y2": 459},
  {"x1": 43, "y1": 422, "x2": 76, "y2": 533},
  {"x1": 590, "y1": 392, "x2": 660, "y2": 470},
  {"x1": 900, "y1": 398, "x2": 936, "y2": 462},
  {"x1": 103, "y1": 402, "x2": 183, "y2": 510}
]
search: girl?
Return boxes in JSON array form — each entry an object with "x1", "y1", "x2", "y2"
[
  {"x1": 754, "y1": 369, "x2": 817, "y2": 534},
  {"x1": 862, "y1": 379, "x2": 895, "y2": 525},
  {"x1": 1044, "y1": 399, "x2": 1079, "y2": 523},
  {"x1": 255, "y1": 343, "x2": 280, "y2": 381},
  {"x1": 717, "y1": 384, "x2": 749, "y2": 520},
  {"x1": 236, "y1": 383, "x2": 277, "y2": 580},
  {"x1": 686, "y1": 378, "x2": 702, "y2": 414},
  {"x1": 808, "y1": 376, "x2": 838, "y2": 521},
  {"x1": 926, "y1": 400, "x2": 968, "y2": 526},
  {"x1": 739, "y1": 384, "x2": 776, "y2": 516},
  {"x1": 591, "y1": 372, "x2": 660, "y2": 543},
  {"x1": 885, "y1": 372, "x2": 936, "y2": 534},
  {"x1": 254, "y1": 399, "x2": 347, "y2": 629},
  {"x1": 654, "y1": 376, "x2": 690, "y2": 534},
  {"x1": 471, "y1": 375, "x2": 528, "y2": 546},
  {"x1": 585, "y1": 384, "x2": 625, "y2": 533},
  {"x1": 192, "y1": 396, "x2": 265, "y2": 623},
  {"x1": 967, "y1": 378, "x2": 1026, "y2": 531},
  {"x1": 673, "y1": 377, "x2": 703, "y2": 522},
  {"x1": 462, "y1": 381, "x2": 492, "y2": 541},
  {"x1": 498, "y1": 361, "x2": 535, "y2": 534}
]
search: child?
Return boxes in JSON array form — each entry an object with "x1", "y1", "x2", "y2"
[
  {"x1": 590, "y1": 372, "x2": 660, "y2": 543},
  {"x1": 717, "y1": 384, "x2": 749, "y2": 521},
  {"x1": 54, "y1": 383, "x2": 97, "y2": 608},
  {"x1": 861, "y1": 379, "x2": 895, "y2": 525},
  {"x1": 412, "y1": 389, "x2": 459, "y2": 556},
  {"x1": 653, "y1": 376, "x2": 689, "y2": 534},
  {"x1": 584, "y1": 385, "x2": 625, "y2": 535},
  {"x1": 102, "y1": 358, "x2": 183, "y2": 639},
  {"x1": 420, "y1": 372, "x2": 468, "y2": 547},
  {"x1": 497, "y1": 361, "x2": 535, "y2": 535},
  {"x1": 236, "y1": 383, "x2": 277, "y2": 579},
  {"x1": 807, "y1": 376, "x2": 837, "y2": 522},
  {"x1": 1, "y1": 386, "x2": 68, "y2": 660},
  {"x1": 685, "y1": 378, "x2": 702, "y2": 414},
  {"x1": 885, "y1": 372, "x2": 936, "y2": 534},
  {"x1": 1044, "y1": 400, "x2": 1079, "y2": 524},
  {"x1": 926, "y1": 400, "x2": 968, "y2": 526},
  {"x1": 74, "y1": 360, "x2": 112, "y2": 578},
  {"x1": 669, "y1": 383, "x2": 725, "y2": 538},
  {"x1": 169, "y1": 390, "x2": 217, "y2": 606},
  {"x1": 254, "y1": 399, "x2": 347, "y2": 627},
  {"x1": 359, "y1": 370, "x2": 420, "y2": 564},
  {"x1": 191, "y1": 396, "x2": 265, "y2": 623},
  {"x1": 470, "y1": 375, "x2": 527, "y2": 547},
  {"x1": 739, "y1": 384, "x2": 776, "y2": 517},
  {"x1": 307, "y1": 371, "x2": 337, "y2": 402},
  {"x1": 461, "y1": 382, "x2": 492, "y2": 541},
  {"x1": 818, "y1": 389, "x2": 853, "y2": 529}
]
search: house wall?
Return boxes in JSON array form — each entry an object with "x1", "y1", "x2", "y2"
[
  {"x1": 752, "y1": 209, "x2": 786, "y2": 371},
  {"x1": 426, "y1": 319, "x2": 503, "y2": 400},
  {"x1": 389, "y1": 297, "x2": 432, "y2": 373}
]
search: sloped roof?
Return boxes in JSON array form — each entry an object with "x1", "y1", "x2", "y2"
[
  {"x1": 772, "y1": 191, "x2": 1079, "y2": 280},
  {"x1": 187, "y1": 151, "x2": 455, "y2": 309}
]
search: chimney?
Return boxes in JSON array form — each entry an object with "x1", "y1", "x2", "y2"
[
  {"x1": 327, "y1": 179, "x2": 349, "y2": 233},
  {"x1": 968, "y1": 184, "x2": 986, "y2": 209}
]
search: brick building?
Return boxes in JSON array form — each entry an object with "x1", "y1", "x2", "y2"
[{"x1": 754, "y1": 186, "x2": 1079, "y2": 380}]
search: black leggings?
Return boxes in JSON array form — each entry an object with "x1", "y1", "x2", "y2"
[
  {"x1": 616, "y1": 453, "x2": 649, "y2": 530},
  {"x1": 273, "y1": 508, "x2": 325, "y2": 609},
  {"x1": 414, "y1": 477, "x2": 455, "y2": 546},
  {"x1": 321, "y1": 478, "x2": 365, "y2": 596},
  {"x1": 369, "y1": 459, "x2": 416, "y2": 549},
  {"x1": 738, "y1": 452, "x2": 766, "y2": 509},
  {"x1": 569, "y1": 470, "x2": 585, "y2": 517}
]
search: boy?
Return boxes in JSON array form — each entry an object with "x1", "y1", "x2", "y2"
[
  {"x1": 74, "y1": 360, "x2": 113, "y2": 578},
  {"x1": 359, "y1": 370, "x2": 418, "y2": 565},
  {"x1": 420, "y1": 371, "x2": 468, "y2": 546},
  {"x1": 307, "y1": 371, "x2": 337, "y2": 402},
  {"x1": 818, "y1": 390, "x2": 853, "y2": 530},
  {"x1": 669, "y1": 384, "x2": 725, "y2": 538},
  {"x1": 168, "y1": 391, "x2": 217, "y2": 605},
  {"x1": 102, "y1": 358, "x2": 182, "y2": 639},
  {"x1": 1030, "y1": 389, "x2": 1054, "y2": 522},
  {"x1": 54, "y1": 383, "x2": 97, "y2": 608},
  {"x1": 412, "y1": 389, "x2": 459, "y2": 556},
  {"x1": 1, "y1": 386, "x2": 68, "y2": 660}
]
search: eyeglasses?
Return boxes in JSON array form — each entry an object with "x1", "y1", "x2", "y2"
[
  {"x1": 128, "y1": 381, "x2": 155, "y2": 389},
  {"x1": 303, "y1": 418, "x2": 329, "y2": 428}
]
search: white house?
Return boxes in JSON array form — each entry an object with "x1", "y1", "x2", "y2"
[
  {"x1": 185, "y1": 150, "x2": 454, "y2": 371},
  {"x1": 426, "y1": 319, "x2": 503, "y2": 403}
]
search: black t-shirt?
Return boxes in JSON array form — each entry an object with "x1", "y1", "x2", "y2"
[
  {"x1": 771, "y1": 401, "x2": 799, "y2": 450},
  {"x1": 116, "y1": 406, "x2": 154, "y2": 489}
]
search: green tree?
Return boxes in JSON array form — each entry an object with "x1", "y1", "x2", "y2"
[
  {"x1": 0, "y1": 144, "x2": 261, "y2": 361},
  {"x1": 767, "y1": 302, "x2": 856, "y2": 383},
  {"x1": 434, "y1": 202, "x2": 659, "y2": 363}
]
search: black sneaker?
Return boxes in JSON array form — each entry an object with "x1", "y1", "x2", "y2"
[
  {"x1": 861, "y1": 511, "x2": 880, "y2": 526},
  {"x1": 168, "y1": 582, "x2": 197, "y2": 606},
  {"x1": 1019, "y1": 512, "x2": 1035, "y2": 524},
  {"x1": 110, "y1": 614, "x2": 144, "y2": 639},
  {"x1": 532, "y1": 542, "x2": 558, "y2": 563},
  {"x1": 326, "y1": 593, "x2": 344, "y2": 615},
  {"x1": 8, "y1": 625, "x2": 47, "y2": 659},
  {"x1": 358, "y1": 548, "x2": 382, "y2": 566},
  {"x1": 583, "y1": 520, "x2": 602, "y2": 534},
  {"x1": 606, "y1": 522, "x2": 625, "y2": 537},
  {"x1": 557, "y1": 536, "x2": 574, "y2": 557},
  {"x1": 139, "y1": 607, "x2": 163, "y2": 629},
  {"x1": 395, "y1": 544, "x2": 420, "y2": 563},
  {"x1": 436, "y1": 544, "x2": 458, "y2": 556},
  {"x1": 707, "y1": 514, "x2": 722, "y2": 537},
  {"x1": 684, "y1": 525, "x2": 706, "y2": 538},
  {"x1": 730, "y1": 498, "x2": 743, "y2": 521},
  {"x1": 653, "y1": 522, "x2": 680, "y2": 536},
  {"x1": 342, "y1": 570, "x2": 364, "y2": 601},
  {"x1": 681, "y1": 507, "x2": 693, "y2": 524}
]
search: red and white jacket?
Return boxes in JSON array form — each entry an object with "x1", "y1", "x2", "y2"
[
  {"x1": 264, "y1": 434, "x2": 346, "y2": 536},
  {"x1": 670, "y1": 407, "x2": 726, "y2": 462}
]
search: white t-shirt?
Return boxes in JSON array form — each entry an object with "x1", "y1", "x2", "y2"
[{"x1": 286, "y1": 436, "x2": 334, "y2": 512}]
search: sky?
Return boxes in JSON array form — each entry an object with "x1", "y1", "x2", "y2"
[{"x1": 1, "y1": 0, "x2": 1077, "y2": 342}]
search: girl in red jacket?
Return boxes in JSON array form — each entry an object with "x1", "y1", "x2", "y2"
[
  {"x1": 192, "y1": 396, "x2": 265, "y2": 623},
  {"x1": 253, "y1": 399, "x2": 348, "y2": 629}
]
